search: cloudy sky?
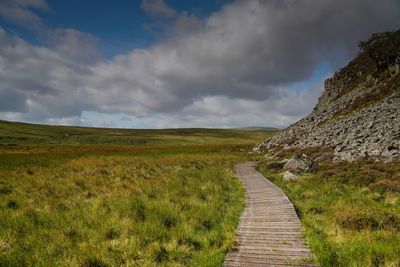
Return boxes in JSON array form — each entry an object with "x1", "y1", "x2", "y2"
[{"x1": 0, "y1": 0, "x2": 399, "y2": 128}]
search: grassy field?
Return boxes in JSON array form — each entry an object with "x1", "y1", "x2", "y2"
[
  {"x1": 0, "y1": 120, "x2": 275, "y2": 266},
  {"x1": 259, "y1": 159, "x2": 400, "y2": 267},
  {"x1": 5, "y1": 119, "x2": 399, "y2": 266}
]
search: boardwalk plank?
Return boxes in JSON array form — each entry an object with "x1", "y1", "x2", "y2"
[{"x1": 223, "y1": 162, "x2": 317, "y2": 267}]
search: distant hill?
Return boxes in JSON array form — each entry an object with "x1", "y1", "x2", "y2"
[
  {"x1": 235, "y1": 127, "x2": 280, "y2": 131},
  {"x1": 0, "y1": 119, "x2": 272, "y2": 146},
  {"x1": 255, "y1": 30, "x2": 400, "y2": 162}
]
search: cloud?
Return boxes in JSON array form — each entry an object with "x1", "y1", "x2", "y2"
[
  {"x1": 86, "y1": 0, "x2": 400, "y2": 111},
  {"x1": 0, "y1": 0, "x2": 400, "y2": 128},
  {"x1": 45, "y1": 28, "x2": 101, "y2": 64},
  {"x1": 141, "y1": 0, "x2": 201, "y2": 37},
  {"x1": 0, "y1": 89, "x2": 29, "y2": 112},
  {"x1": 0, "y1": 0, "x2": 49, "y2": 31},
  {"x1": 0, "y1": 27, "x2": 93, "y2": 118},
  {"x1": 141, "y1": 0, "x2": 177, "y2": 18},
  {"x1": 0, "y1": 1, "x2": 101, "y2": 64},
  {"x1": 145, "y1": 83, "x2": 325, "y2": 129}
]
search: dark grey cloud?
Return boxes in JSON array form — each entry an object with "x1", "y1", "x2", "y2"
[
  {"x1": 86, "y1": 0, "x2": 400, "y2": 111},
  {"x1": 0, "y1": 89, "x2": 28, "y2": 112},
  {"x1": 0, "y1": 0, "x2": 400, "y2": 127}
]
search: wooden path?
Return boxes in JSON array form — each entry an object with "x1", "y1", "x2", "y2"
[{"x1": 224, "y1": 162, "x2": 317, "y2": 267}]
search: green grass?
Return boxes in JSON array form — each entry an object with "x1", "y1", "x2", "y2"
[
  {"x1": 0, "y1": 120, "x2": 275, "y2": 266},
  {"x1": 259, "y1": 159, "x2": 400, "y2": 267},
  {"x1": 0, "y1": 120, "x2": 270, "y2": 146}
]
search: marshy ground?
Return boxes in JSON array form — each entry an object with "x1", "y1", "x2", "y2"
[{"x1": 0, "y1": 121, "x2": 273, "y2": 266}]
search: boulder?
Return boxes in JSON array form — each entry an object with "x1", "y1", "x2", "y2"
[
  {"x1": 282, "y1": 171, "x2": 299, "y2": 181},
  {"x1": 283, "y1": 154, "x2": 317, "y2": 172},
  {"x1": 266, "y1": 162, "x2": 285, "y2": 170}
]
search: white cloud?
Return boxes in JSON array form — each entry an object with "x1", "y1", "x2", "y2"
[
  {"x1": 45, "y1": 28, "x2": 101, "y2": 64},
  {"x1": 146, "y1": 83, "x2": 324, "y2": 129}
]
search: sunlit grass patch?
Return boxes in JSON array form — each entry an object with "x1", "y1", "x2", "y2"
[
  {"x1": 259, "y1": 159, "x2": 400, "y2": 266},
  {"x1": 0, "y1": 156, "x2": 246, "y2": 266},
  {"x1": 0, "y1": 124, "x2": 273, "y2": 266}
]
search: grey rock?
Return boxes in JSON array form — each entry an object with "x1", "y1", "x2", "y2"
[
  {"x1": 284, "y1": 154, "x2": 317, "y2": 172},
  {"x1": 282, "y1": 171, "x2": 299, "y2": 181}
]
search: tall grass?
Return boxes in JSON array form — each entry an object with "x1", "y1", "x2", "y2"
[
  {"x1": 0, "y1": 122, "x2": 274, "y2": 266},
  {"x1": 259, "y1": 159, "x2": 400, "y2": 267}
]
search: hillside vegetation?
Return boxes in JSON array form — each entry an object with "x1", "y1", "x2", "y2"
[
  {"x1": 258, "y1": 160, "x2": 400, "y2": 266},
  {"x1": 0, "y1": 120, "x2": 275, "y2": 266}
]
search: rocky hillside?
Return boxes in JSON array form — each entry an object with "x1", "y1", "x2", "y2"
[{"x1": 255, "y1": 30, "x2": 400, "y2": 163}]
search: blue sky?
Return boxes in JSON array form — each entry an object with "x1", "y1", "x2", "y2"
[
  {"x1": 0, "y1": 0, "x2": 399, "y2": 128},
  {"x1": 1, "y1": 0, "x2": 232, "y2": 58}
]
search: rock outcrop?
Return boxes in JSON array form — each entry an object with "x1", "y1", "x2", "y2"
[
  {"x1": 255, "y1": 30, "x2": 400, "y2": 162},
  {"x1": 283, "y1": 154, "x2": 317, "y2": 172}
]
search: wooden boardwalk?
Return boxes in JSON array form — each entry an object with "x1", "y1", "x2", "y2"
[{"x1": 224, "y1": 162, "x2": 317, "y2": 267}]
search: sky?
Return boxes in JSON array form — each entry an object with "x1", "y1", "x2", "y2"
[{"x1": 0, "y1": 0, "x2": 399, "y2": 129}]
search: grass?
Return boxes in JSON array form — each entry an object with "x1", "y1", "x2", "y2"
[
  {"x1": 258, "y1": 159, "x2": 400, "y2": 267},
  {"x1": 0, "y1": 120, "x2": 275, "y2": 266}
]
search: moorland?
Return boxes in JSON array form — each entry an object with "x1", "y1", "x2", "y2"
[{"x1": 0, "y1": 120, "x2": 274, "y2": 266}]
